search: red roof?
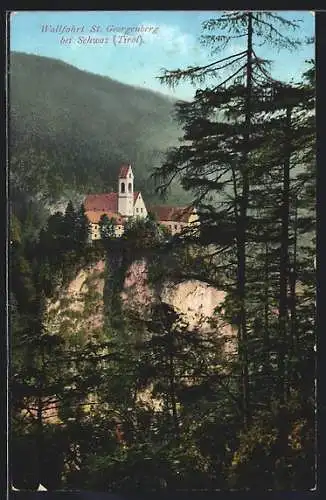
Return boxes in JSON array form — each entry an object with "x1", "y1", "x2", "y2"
[
  {"x1": 84, "y1": 193, "x2": 118, "y2": 212},
  {"x1": 149, "y1": 205, "x2": 193, "y2": 223},
  {"x1": 119, "y1": 164, "x2": 132, "y2": 179},
  {"x1": 84, "y1": 192, "x2": 140, "y2": 214},
  {"x1": 86, "y1": 211, "x2": 126, "y2": 225}
]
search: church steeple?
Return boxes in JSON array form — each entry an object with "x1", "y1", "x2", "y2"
[{"x1": 118, "y1": 164, "x2": 134, "y2": 216}]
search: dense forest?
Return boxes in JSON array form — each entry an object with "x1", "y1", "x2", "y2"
[
  {"x1": 10, "y1": 12, "x2": 315, "y2": 492},
  {"x1": 10, "y1": 51, "x2": 189, "y2": 224}
]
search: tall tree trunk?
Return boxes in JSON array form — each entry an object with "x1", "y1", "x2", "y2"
[
  {"x1": 237, "y1": 12, "x2": 253, "y2": 428},
  {"x1": 36, "y1": 396, "x2": 44, "y2": 482},
  {"x1": 278, "y1": 105, "x2": 292, "y2": 405},
  {"x1": 288, "y1": 196, "x2": 298, "y2": 388},
  {"x1": 264, "y1": 241, "x2": 270, "y2": 378},
  {"x1": 104, "y1": 241, "x2": 129, "y2": 331},
  {"x1": 167, "y1": 332, "x2": 180, "y2": 440},
  {"x1": 37, "y1": 341, "x2": 45, "y2": 485}
]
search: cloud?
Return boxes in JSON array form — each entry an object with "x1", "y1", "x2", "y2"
[{"x1": 140, "y1": 21, "x2": 196, "y2": 56}]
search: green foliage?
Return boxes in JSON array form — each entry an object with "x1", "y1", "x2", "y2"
[
  {"x1": 10, "y1": 213, "x2": 22, "y2": 244},
  {"x1": 75, "y1": 204, "x2": 91, "y2": 246},
  {"x1": 123, "y1": 215, "x2": 166, "y2": 252},
  {"x1": 227, "y1": 395, "x2": 315, "y2": 490},
  {"x1": 152, "y1": 11, "x2": 315, "y2": 491},
  {"x1": 99, "y1": 214, "x2": 116, "y2": 240}
]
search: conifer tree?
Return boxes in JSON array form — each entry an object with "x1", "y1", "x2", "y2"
[
  {"x1": 75, "y1": 204, "x2": 91, "y2": 246},
  {"x1": 153, "y1": 10, "x2": 303, "y2": 427},
  {"x1": 99, "y1": 214, "x2": 116, "y2": 240},
  {"x1": 63, "y1": 200, "x2": 77, "y2": 250}
]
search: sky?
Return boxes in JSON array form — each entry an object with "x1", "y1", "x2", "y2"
[{"x1": 10, "y1": 10, "x2": 315, "y2": 101}]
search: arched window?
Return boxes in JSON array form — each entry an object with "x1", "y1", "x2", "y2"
[
  {"x1": 128, "y1": 183, "x2": 132, "y2": 193},
  {"x1": 121, "y1": 182, "x2": 125, "y2": 193}
]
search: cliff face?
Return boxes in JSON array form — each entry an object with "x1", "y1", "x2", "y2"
[
  {"x1": 45, "y1": 260, "x2": 106, "y2": 339},
  {"x1": 122, "y1": 259, "x2": 236, "y2": 357},
  {"x1": 45, "y1": 258, "x2": 236, "y2": 356},
  {"x1": 121, "y1": 259, "x2": 152, "y2": 310},
  {"x1": 44, "y1": 257, "x2": 236, "y2": 414},
  {"x1": 161, "y1": 281, "x2": 236, "y2": 356}
]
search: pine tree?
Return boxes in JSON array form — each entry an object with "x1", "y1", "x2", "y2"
[
  {"x1": 63, "y1": 200, "x2": 77, "y2": 250},
  {"x1": 75, "y1": 204, "x2": 91, "y2": 247},
  {"x1": 99, "y1": 214, "x2": 116, "y2": 240},
  {"x1": 153, "y1": 11, "x2": 303, "y2": 428}
]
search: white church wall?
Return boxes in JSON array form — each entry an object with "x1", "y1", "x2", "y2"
[{"x1": 134, "y1": 193, "x2": 147, "y2": 217}]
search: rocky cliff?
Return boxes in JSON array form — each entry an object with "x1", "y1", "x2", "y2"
[
  {"x1": 122, "y1": 259, "x2": 236, "y2": 357},
  {"x1": 43, "y1": 257, "x2": 237, "y2": 415},
  {"x1": 45, "y1": 258, "x2": 236, "y2": 356},
  {"x1": 45, "y1": 259, "x2": 106, "y2": 340}
]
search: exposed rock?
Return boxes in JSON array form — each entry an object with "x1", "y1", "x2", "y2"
[
  {"x1": 162, "y1": 280, "x2": 226, "y2": 330},
  {"x1": 121, "y1": 259, "x2": 236, "y2": 356},
  {"x1": 45, "y1": 260, "x2": 105, "y2": 338},
  {"x1": 44, "y1": 257, "x2": 237, "y2": 418},
  {"x1": 161, "y1": 280, "x2": 236, "y2": 357},
  {"x1": 45, "y1": 258, "x2": 236, "y2": 357},
  {"x1": 121, "y1": 259, "x2": 153, "y2": 310}
]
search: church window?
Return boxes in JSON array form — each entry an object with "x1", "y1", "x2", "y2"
[
  {"x1": 141, "y1": 208, "x2": 143, "y2": 213},
  {"x1": 128, "y1": 183, "x2": 132, "y2": 192},
  {"x1": 136, "y1": 208, "x2": 139, "y2": 213},
  {"x1": 121, "y1": 182, "x2": 125, "y2": 193}
]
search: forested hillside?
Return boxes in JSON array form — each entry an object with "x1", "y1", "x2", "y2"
[{"x1": 10, "y1": 52, "x2": 187, "y2": 208}]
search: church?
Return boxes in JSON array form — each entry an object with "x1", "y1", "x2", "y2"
[{"x1": 84, "y1": 164, "x2": 199, "y2": 240}]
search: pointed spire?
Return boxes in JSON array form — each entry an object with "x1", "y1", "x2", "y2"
[{"x1": 118, "y1": 164, "x2": 133, "y2": 179}]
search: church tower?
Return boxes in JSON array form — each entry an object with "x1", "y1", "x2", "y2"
[{"x1": 118, "y1": 164, "x2": 134, "y2": 216}]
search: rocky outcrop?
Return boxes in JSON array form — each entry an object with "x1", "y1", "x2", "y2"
[
  {"x1": 161, "y1": 280, "x2": 236, "y2": 356},
  {"x1": 121, "y1": 259, "x2": 236, "y2": 357},
  {"x1": 45, "y1": 258, "x2": 236, "y2": 357},
  {"x1": 45, "y1": 260, "x2": 105, "y2": 339},
  {"x1": 44, "y1": 257, "x2": 237, "y2": 416},
  {"x1": 121, "y1": 259, "x2": 153, "y2": 310}
]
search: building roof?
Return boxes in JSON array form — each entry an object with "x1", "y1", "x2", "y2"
[
  {"x1": 119, "y1": 164, "x2": 132, "y2": 179},
  {"x1": 149, "y1": 205, "x2": 194, "y2": 223},
  {"x1": 84, "y1": 192, "x2": 140, "y2": 213},
  {"x1": 85, "y1": 193, "x2": 118, "y2": 213},
  {"x1": 85, "y1": 211, "x2": 125, "y2": 225}
]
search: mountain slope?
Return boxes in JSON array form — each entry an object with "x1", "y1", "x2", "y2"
[{"x1": 10, "y1": 52, "x2": 187, "y2": 205}]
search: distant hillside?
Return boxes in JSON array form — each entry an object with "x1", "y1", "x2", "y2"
[{"x1": 9, "y1": 52, "x2": 189, "y2": 209}]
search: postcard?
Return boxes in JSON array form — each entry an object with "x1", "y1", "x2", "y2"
[{"x1": 8, "y1": 10, "x2": 316, "y2": 494}]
